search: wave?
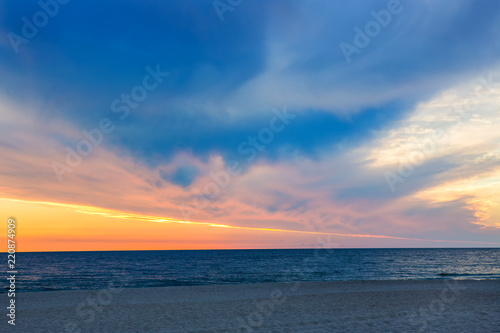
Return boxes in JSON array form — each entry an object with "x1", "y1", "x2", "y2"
[{"x1": 437, "y1": 272, "x2": 500, "y2": 277}]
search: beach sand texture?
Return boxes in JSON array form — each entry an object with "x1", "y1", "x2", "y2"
[{"x1": 12, "y1": 280, "x2": 500, "y2": 332}]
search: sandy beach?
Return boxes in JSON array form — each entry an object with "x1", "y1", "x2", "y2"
[{"x1": 11, "y1": 280, "x2": 500, "y2": 332}]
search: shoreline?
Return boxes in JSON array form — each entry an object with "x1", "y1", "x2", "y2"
[
  {"x1": 5, "y1": 277, "x2": 500, "y2": 294},
  {"x1": 8, "y1": 279, "x2": 500, "y2": 332}
]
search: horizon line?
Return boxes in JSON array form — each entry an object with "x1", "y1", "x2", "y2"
[
  {"x1": 4, "y1": 247, "x2": 500, "y2": 254},
  {"x1": 4, "y1": 197, "x2": 500, "y2": 247}
]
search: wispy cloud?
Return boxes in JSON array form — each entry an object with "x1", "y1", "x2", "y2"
[{"x1": 1, "y1": 0, "x2": 500, "y2": 249}]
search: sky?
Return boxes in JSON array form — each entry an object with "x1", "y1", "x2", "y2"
[{"x1": 1, "y1": 0, "x2": 500, "y2": 251}]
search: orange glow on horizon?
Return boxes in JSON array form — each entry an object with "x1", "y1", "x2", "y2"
[{"x1": 1, "y1": 197, "x2": 500, "y2": 252}]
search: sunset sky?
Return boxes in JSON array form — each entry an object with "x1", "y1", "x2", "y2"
[{"x1": 1, "y1": 0, "x2": 500, "y2": 251}]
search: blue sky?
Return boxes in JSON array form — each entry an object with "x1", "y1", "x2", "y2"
[{"x1": 1, "y1": 0, "x2": 500, "y2": 249}]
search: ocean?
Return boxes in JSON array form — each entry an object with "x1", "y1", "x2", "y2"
[{"x1": 4, "y1": 248, "x2": 500, "y2": 293}]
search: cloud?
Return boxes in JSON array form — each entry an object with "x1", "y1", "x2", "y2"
[
  {"x1": 361, "y1": 69, "x2": 500, "y2": 229},
  {"x1": 1, "y1": 0, "x2": 500, "y2": 164},
  {"x1": 1, "y1": 1, "x2": 500, "y2": 247},
  {"x1": 160, "y1": 165, "x2": 199, "y2": 188}
]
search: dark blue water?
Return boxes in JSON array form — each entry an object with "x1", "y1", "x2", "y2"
[{"x1": 3, "y1": 248, "x2": 499, "y2": 292}]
